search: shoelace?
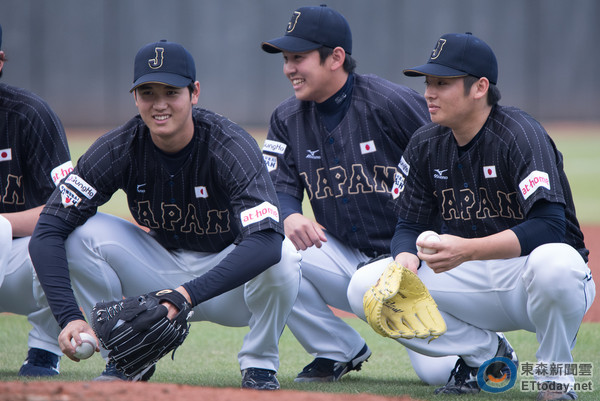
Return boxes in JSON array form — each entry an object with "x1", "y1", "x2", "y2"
[{"x1": 247, "y1": 369, "x2": 274, "y2": 381}]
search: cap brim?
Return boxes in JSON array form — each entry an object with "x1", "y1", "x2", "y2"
[
  {"x1": 403, "y1": 63, "x2": 468, "y2": 79},
  {"x1": 130, "y1": 72, "x2": 193, "y2": 92},
  {"x1": 261, "y1": 36, "x2": 321, "y2": 54}
]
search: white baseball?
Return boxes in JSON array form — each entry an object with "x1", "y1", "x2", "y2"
[
  {"x1": 416, "y1": 230, "x2": 441, "y2": 255},
  {"x1": 71, "y1": 332, "x2": 96, "y2": 360}
]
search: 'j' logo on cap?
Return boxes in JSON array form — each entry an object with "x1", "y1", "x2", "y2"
[
  {"x1": 148, "y1": 47, "x2": 164, "y2": 69},
  {"x1": 287, "y1": 11, "x2": 301, "y2": 33},
  {"x1": 430, "y1": 39, "x2": 446, "y2": 60}
]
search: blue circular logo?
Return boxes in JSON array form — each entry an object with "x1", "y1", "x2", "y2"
[{"x1": 476, "y1": 356, "x2": 517, "y2": 393}]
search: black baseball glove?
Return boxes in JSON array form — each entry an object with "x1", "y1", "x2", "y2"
[{"x1": 91, "y1": 289, "x2": 193, "y2": 381}]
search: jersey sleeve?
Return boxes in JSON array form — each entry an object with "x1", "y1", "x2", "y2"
[
  {"x1": 1, "y1": 88, "x2": 73, "y2": 210},
  {"x1": 390, "y1": 129, "x2": 439, "y2": 226},
  {"x1": 41, "y1": 130, "x2": 126, "y2": 226},
  {"x1": 21, "y1": 97, "x2": 72, "y2": 201},
  {"x1": 213, "y1": 123, "x2": 284, "y2": 239},
  {"x1": 262, "y1": 102, "x2": 306, "y2": 201},
  {"x1": 506, "y1": 118, "x2": 567, "y2": 215}
]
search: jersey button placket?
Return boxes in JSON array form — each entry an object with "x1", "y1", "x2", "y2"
[
  {"x1": 168, "y1": 179, "x2": 177, "y2": 240},
  {"x1": 169, "y1": 180, "x2": 175, "y2": 203}
]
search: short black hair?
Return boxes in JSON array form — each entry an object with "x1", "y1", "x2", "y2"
[
  {"x1": 317, "y1": 47, "x2": 357, "y2": 74},
  {"x1": 463, "y1": 75, "x2": 501, "y2": 106},
  {"x1": 187, "y1": 83, "x2": 196, "y2": 97}
]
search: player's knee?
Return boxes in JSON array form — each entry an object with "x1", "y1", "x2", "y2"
[
  {"x1": 408, "y1": 351, "x2": 458, "y2": 386},
  {"x1": 525, "y1": 243, "x2": 587, "y2": 297},
  {"x1": 66, "y1": 213, "x2": 113, "y2": 244},
  {"x1": 262, "y1": 237, "x2": 301, "y2": 285},
  {"x1": 0, "y1": 215, "x2": 12, "y2": 248},
  {"x1": 347, "y1": 269, "x2": 369, "y2": 319},
  {"x1": 347, "y1": 257, "x2": 391, "y2": 320}
]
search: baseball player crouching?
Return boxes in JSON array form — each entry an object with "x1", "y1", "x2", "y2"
[
  {"x1": 348, "y1": 33, "x2": 595, "y2": 400},
  {"x1": 261, "y1": 4, "x2": 457, "y2": 385},
  {"x1": 29, "y1": 40, "x2": 301, "y2": 390},
  {"x1": 0, "y1": 23, "x2": 73, "y2": 377}
]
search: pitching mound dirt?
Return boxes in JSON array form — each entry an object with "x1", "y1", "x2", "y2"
[{"x1": 0, "y1": 381, "x2": 422, "y2": 401}]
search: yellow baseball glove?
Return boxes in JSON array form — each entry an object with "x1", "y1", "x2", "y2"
[{"x1": 363, "y1": 261, "x2": 446, "y2": 340}]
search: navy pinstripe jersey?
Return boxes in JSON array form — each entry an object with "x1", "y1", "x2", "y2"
[
  {"x1": 263, "y1": 74, "x2": 429, "y2": 254},
  {"x1": 0, "y1": 83, "x2": 72, "y2": 214},
  {"x1": 391, "y1": 104, "x2": 588, "y2": 261},
  {"x1": 42, "y1": 107, "x2": 283, "y2": 252}
]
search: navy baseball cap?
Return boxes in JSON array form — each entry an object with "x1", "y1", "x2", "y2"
[
  {"x1": 130, "y1": 40, "x2": 196, "y2": 92},
  {"x1": 261, "y1": 4, "x2": 352, "y2": 55},
  {"x1": 403, "y1": 32, "x2": 498, "y2": 85}
]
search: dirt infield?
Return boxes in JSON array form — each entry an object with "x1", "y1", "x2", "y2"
[{"x1": 0, "y1": 381, "x2": 420, "y2": 401}]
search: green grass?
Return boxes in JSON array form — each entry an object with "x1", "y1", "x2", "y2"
[
  {"x1": 551, "y1": 130, "x2": 600, "y2": 224},
  {"x1": 1, "y1": 314, "x2": 598, "y2": 400}
]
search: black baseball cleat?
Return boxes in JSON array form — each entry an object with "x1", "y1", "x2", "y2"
[
  {"x1": 435, "y1": 333, "x2": 518, "y2": 395},
  {"x1": 241, "y1": 368, "x2": 280, "y2": 390},
  {"x1": 294, "y1": 343, "x2": 371, "y2": 382},
  {"x1": 434, "y1": 357, "x2": 481, "y2": 395},
  {"x1": 94, "y1": 361, "x2": 156, "y2": 382},
  {"x1": 18, "y1": 348, "x2": 60, "y2": 376},
  {"x1": 488, "y1": 332, "x2": 519, "y2": 380}
]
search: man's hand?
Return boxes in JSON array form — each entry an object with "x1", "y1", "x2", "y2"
[
  {"x1": 162, "y1": 286, "x2": 192, "y2": 320},
  {"x1": 394, "y1": 252, "x2": 421, "y2": 274},
  {"x1": 284, "y1": 213, "x2": 327, "y2": 250},
  {"x1": 59, "y1": 320, "x2": 100, "y2": 361},
  {"x1": 416, "y1": 234, "x2": 466, "y2": 273},
  {"x1": 416, "y1": 231, "x2": 522, "y2": 273}
]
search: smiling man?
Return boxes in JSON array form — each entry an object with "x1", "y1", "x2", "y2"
[
  {"x1": 261, "y1": 5, "x2": 457, "y2": 385},
  {"x1": 29, "y1": 40, "x2": 301, "y2": 390}
]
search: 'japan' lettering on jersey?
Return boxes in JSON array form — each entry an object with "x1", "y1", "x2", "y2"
[
  {"x1": 43, "y1": 108, "x2": 282, "y2": 253},
  {"x1": 263, "y1": 74, "x2": 429, "y2": 254},
  {"x1": 392, "y1": 105, "x2": 587, "y2": 260},
  {"x1": 0, "y1": 83, "x2": 72, "y2": 213}
]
